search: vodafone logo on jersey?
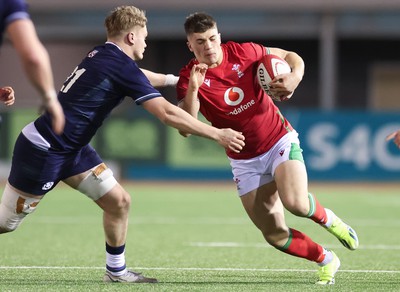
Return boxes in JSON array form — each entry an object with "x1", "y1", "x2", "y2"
[
  {"x1": 224, "y1": 87, "x2": 244, "y2": 106},
  {"x1": 224, "y1": 87, "x2": 256, "y2": 116}
]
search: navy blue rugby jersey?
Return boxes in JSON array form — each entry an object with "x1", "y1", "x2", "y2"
[
  {"x1": 34, "y1": 43, "x2": 162, "y2": 151},
  {"x1": 0, "y1": 0, "x2": 30, "y2": 45}
]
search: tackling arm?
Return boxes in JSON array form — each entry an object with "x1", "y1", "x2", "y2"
[
  {"x1": 140, "y1": 68, "x2": 179, "y2": 87},
  {"x1": 143, "y1": 97, "x2": 244, "y2": 153}
]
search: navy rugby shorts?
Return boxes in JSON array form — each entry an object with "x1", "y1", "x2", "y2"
[{"x1": 8, "y1": 133, "x2": 102, "y2": 196}]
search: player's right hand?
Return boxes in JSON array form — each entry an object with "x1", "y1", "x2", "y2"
[
  {"x1": 44, "y1": 98, "x2": 65, "y2": 135},
  {"x1": 189, "y1": 63, "x2": 208, "y2": 90},
  {"x1": 217, "y1": 128, "x2": 245, "y2": 153}
]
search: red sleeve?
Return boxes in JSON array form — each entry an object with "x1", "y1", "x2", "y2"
[
  {"x1": 238, "y1": 42, "x2": 266, "y2": 61},
  {"x1": 224, "y1": 41, "x2": 266, "y2": 62}
]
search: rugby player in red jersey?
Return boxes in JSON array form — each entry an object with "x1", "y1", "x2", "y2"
[{"x1": 177, "y1": 12, "x2": 359, "y2": 285}]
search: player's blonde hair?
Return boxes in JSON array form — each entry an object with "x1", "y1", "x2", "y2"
[{"x1": 105, "y1": 6, "x2": 147, "y2": 37}]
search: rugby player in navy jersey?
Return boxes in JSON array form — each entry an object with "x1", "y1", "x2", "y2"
[
  {"x1": 0, "y1": 0, "x2": 64, "y2": 134},
  {"x1": 0, "y1": 5, "x2": 245, "y2": 283}
]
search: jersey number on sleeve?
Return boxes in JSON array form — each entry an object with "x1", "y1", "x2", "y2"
[{"x1": 60, "y1": 67, "x2": 86, "y2": 93}]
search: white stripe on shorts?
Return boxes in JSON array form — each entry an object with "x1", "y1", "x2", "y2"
[{"x1": 21, "y1": 122, "x2": 51, "y2": 150}]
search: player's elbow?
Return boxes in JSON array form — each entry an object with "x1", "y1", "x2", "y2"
[
  {"x1": 156, "y1": 109, "x2": 170, "y2": 125},
  {"x1": 21, "y1": 44, "x2": 49, "y2": 71},
  {"x1": 179, "y1": 130, "x2": 191, "y2": 138},
  {"x1": 159, "y1": 109, "x2": 190, "y2": 138}
]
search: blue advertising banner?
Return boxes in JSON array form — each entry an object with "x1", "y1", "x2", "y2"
[
  {"x1": 3, "y1": 109, "x2": 399, "y2": 181},
  {"x1": 285, "y1": 110, "x2": 400, "y2": 180},
  {"x1": 95, "y1": 109, "x2": 400, "y2": 181}
]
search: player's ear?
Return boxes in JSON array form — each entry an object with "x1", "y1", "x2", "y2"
[
  {"x1": 187, "y1": 41, "x2": 193, "y2": 52},
  {"x1": 127, "y1": 32, "x2": 135, "y2": 45}
]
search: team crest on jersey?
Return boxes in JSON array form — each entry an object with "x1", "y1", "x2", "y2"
[
  {"x1": 42, "y1": 182, "x2": 54, "y2": 191},
  {"x1": 224, "y1": 87, "x2": 244, "y2": 106},
  {"x1": 232, "y1": 64, "x2": 244, "y2": 78},
  {"x1": 87, "y1": 50, "x2": 98, "y2": 58},
  {"x1": 204, "y1": 79, "x2": 211, "y2": 87}
]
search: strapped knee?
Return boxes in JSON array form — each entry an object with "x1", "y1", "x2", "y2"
[
  {"x1": 77, "y1": 163, "x2": 117, "y2": 201},
  {"x1": 0, "y1": 184, "x2": 40, "y2": 233}
]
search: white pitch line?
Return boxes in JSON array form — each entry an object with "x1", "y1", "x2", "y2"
[
  {"x1": 0, "y1": 266, "x2": 399, "y2": 274},
  {"x1": 30, "y1": 216, "x2": 400, "y2": 226}
]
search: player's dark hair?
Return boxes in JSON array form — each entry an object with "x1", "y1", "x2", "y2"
[{"x1": 184, "y1": 12, "x2": 217, "y2": 35}]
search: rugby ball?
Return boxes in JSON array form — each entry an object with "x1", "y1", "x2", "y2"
[{"x1": 256, "y1": 54, "x2": 292, "y2": 101}]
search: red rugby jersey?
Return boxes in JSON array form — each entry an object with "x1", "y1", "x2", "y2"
[{"x1": 177, "y1": 41, "x2": 293, "y2": 159}]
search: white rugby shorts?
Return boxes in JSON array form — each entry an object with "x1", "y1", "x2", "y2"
[{"x1": 229, "y1": 131, "x2": 303, "y2": 196}]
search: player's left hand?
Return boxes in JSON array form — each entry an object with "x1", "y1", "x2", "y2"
[
  {"x1": 0, "y1": 86, "x2": 15, "y2": 106},
  {"x1": 268, "y1": 72, "x2": 300, "y2": 98}
]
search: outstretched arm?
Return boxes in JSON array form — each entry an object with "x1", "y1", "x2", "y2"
[
  {"x1": 7, "y1": 19, "x2": 65, "y2": 134},
  {"x1": 140, "y1": 68, "x2": 179, "y2": 88},
  {"x1": 143, "y1": 97, "x2": 245, "y2": 153}
]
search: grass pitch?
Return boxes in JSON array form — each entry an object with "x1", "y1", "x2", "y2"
[{"x1": 0, "y1": 181, "x2": 399, "y2": 291}]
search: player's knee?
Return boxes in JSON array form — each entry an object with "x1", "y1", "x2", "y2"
[
  {"x1": 108, "y1": 188, "x2": 131, "y2": 216},
  {"x1": 77, "y1": 163, "x2": 117, "y2": 201},
  {"x1": 0, "y1": 184, "x2": 40, "y2": 233},
  {"x1": 117, "y1": 189, "x2": 131, "y2": 211}
]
